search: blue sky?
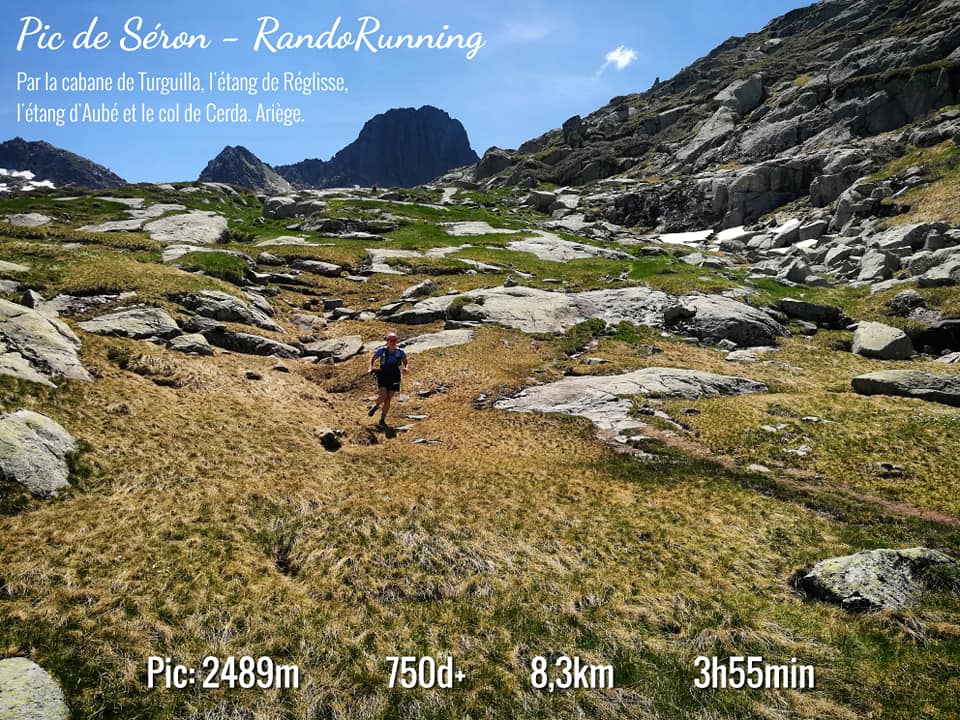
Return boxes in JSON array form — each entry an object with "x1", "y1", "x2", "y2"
[{"x1": 2, "y1": 0, "x2": 811, "y2": 183}]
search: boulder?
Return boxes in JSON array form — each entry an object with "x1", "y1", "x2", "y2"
[
  {"x1": 797, "y1": 548, "x2": 956, "y2": 611},
  {"x1": 291, "y1": 259, "x2": 344, "y2": 277},
  {"x1": 506, "y1": 231, "x2": 631, "y2": 262},
  {"x1": 494, "y1": 367, "x2": 767, "y2": 432},
  {"x1": 0, "y1": 410, "x2": 76, "y2": 497},
  {"x1": 401, "y1": 329, "x2": 474, "y2": 354},
  {"x1": 524, "y1": 190, "x2": 557, "y2": 211},
  {"x1": 918, "y1": 258, "x2": 960, "y2": 287},
  {"x1": 852, "y1": 369, "x2": 960, "y2": 406},
  {"x1": 203, "y1": 330, "x2": 300, "y2": 358},
  {"x1": 474, "y1": 148, "x2": 515, "y2": 181},
  {"x1": 777, "y1": 298, "x2": 849, "y2": 329},
  {"x1": 304, "y1": 335, "x2": 364, "y2": 362},
  {"x1": 0, "y1": 657, "x2": 70, "y2": 719},
  {"x1": 0, "y1": 299, "x2": 91, "y2": 384},
  {"x1": 680, "y1": 295, "x2": 786, "y2": 347},
  {"x1": 852, "y1": 321, "x2": 914, "y2": 360},
  {"x1": 715, "y1": 74, "x2": 765, "y2": 116},
  {"x1": 168, "y1": 291, "x2": 282, "y2": 332},
  {"x1": 401, "y1": 280, "x2": 439, "y2": 299},
  {"x1": 5, "y1": 212, "x2": 52, "y2": 227},
  {"x1": 857, "y1": 249, "x2": 900, "y2": 282},
  {"x1": 885, "y1": 289, "x2": 925, "y2": 316},
  {"x1": 78, "y1": 306, "x2": 181, "y2": 340},
  {"x1": 168, "y1": 333, "x2": 213, "y2": 355}
]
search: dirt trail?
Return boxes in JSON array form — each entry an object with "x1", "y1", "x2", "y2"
[{"x1": 597, "y1": 425, "x2": 960, "y2": 527}]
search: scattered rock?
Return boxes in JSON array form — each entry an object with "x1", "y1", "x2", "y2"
[
  {"x1": 304, "y1": 335, "x2": 364, "y2": 362},
  {"x1": 852, "y1": 321, "x2": 914, "y2": 360},
  {"x1": 168, "y1": 333, "x2": 213, "y2": 355},
  {"x1": 204, "y1": 330, "x2": 300, "y2": 358},
  {"x1": 852, "y1": 369, "x2": 960, "y2": 406},
  {"x1": 0, "y1": 410, "x2": 76, "y2": 497},
  {"x1": 797, "y1": 548, "x2": 956, "y2": 611},
  {"x1": 245, "y1": 370, "x2": 262, "y2": 380},
  {"x1": 402, "y1": 279, "x2": 439, "y2": 299},
  {"x1": 5, "y1": 212, "x2": 52, "y2": 227},
  {"x1": 777, "y1": 298, "x2": 849, "y2": 329},
  {"x1": 317, "y1": 427, "x2": 343, "y2": 451}
]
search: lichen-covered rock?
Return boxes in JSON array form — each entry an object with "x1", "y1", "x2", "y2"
[
  {"x1": 0, "y1": 299, "x2": 91, "y2": 385},
  {"x1": 0, "y1": 657, "x2": 69, "y2": 719},
  {"x1": 304, "y1": 335, "x2": 364, "y2": 362},
  {"x1": 798, "y1": 547, "x2": 956, "y2": 611},
  {"x1": 0, "y1": 410, "x2": 76, "y2": 497},
  {"x1": 77, "y1": 306, "x2": 181, "y2": 340}
]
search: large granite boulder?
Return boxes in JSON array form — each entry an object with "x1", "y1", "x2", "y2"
[
  {"x1": 0, "y1": 299, "x2": 91, "y2": 385},
  {"x1": 679, "y1": 295, "x2": 786, "y2": 347},
  {"x1": 852, "y1": 321, "x2": 914, "y2": 360},
  {"x1": 0, "y1": 410, "x2": 76, "y2": 497},
  {"x1": 852, "y1": 369, "x2": 960, "y2": 406},
  {"x1": 797, "y1": 548, "x2": 956, "y2": 611}
]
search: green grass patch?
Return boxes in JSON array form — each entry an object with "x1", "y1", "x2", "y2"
[{"x1": 175, "y1": 251, "x2": 250, "y2": 285}]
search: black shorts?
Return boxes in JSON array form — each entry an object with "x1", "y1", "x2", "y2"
[{"x1": 377, "y1": 371, "x2": 401, "y2": 392}]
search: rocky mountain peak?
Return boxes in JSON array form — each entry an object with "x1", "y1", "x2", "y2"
[
  {"x1": 198, "y1": 145, "x2": 293, "y2": 194},
  {"x1": 0, "y1": 136, "x2": 125, "y2": 189}
]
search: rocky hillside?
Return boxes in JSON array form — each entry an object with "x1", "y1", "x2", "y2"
[
  {"x1": 0, "y1": 137, "x2": 126, "y2": 190},
  {"x1": 277, "y1": 105, "x2": 479, "y2": 188},
  {"x1": 467, "y1": 0, "x2": 960, "y2": 231},
  {"x1": 198, "y1": 145, "x2": 293, "y2": 194}
]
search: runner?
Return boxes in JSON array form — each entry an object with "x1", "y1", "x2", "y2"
[{"x1": 367, "y1": 332, "x2": 409, "y2": 427}]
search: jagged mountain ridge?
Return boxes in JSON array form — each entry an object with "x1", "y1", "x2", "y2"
[
  {"x1": 467, "y1": 0, "x2": 960, "y2": 231},
  {"x1": 198, "y1": 146, "x2": 293, "y2": 195},
  {"x1": 276, "y1": 105, "x2": 479, "y2": 189},
  {"x1": 0, "y1": 137, "x2": 126, "y2": 189}
]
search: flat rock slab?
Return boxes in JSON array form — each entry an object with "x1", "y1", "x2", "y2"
[
  {"x1": 401, "y1": 328, "x2": 474, "y2": 354},
  {"x1": 126, "y1": 203, "x2": 186, "y2": 220},
  {"x1": 442, "y1": 221, "x2": 520, "y2": 237},
  {"x1": 144, "y1": 210, "x2": 228, "y2": 245},
  {"x1": 5, "y1": 212, "x2": 51, "y2": 227},
  {"x1": 96, "y1": 196, "x2": 145, "y2": 208},
  {"x1": 40, "y1": 292, "x2": 137, "y2": 318},
  {"x1": 78, "y1": 306, "x2": 181, "y2": 340},
  {"x1": 852, "y1": 369, "x2": 960, "y2": 406},
  {"x1": 798, "y1": 547, "x2": 956, "y2": 611},
  {"x1": 0, "y1": 410, "x2": 76, "y2": 497},
  {"x1": 77, "y1": 219, "x2": 145, "y2": 233},
  {"x1": 254, "y1": 236, "x2": 319, "y2": 247},
  {"x1": 392, "y1": 285, "x2": 679, "y2": 334},
  {"x1": 495, "y1": 367, "x2": 766, "y2": 432},
  {"x1": 0, "y1": 261, "x2": 30, "y2": 273},
  {"x1": 506, "y1": 231, "x2": 631, "y2": 261},
  {"x1": 0, "y1": 657, "x2": 69, "y2": 719},
  {"x1": 0, "y1": 299, "x2": 91, "y2": 384},
  {"x1": 168, "y1": 333, "x2": 213, "y2": 355}
]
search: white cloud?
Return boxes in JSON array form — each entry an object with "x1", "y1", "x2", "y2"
[
  {"x1": 597, "y1": 45, "x2": 637, "y2": 75},
  {"x1": 503, "y1": 20, "x2": 551, "y2": 43}
]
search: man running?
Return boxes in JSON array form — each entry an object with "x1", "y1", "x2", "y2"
[{"x1": 367, "y1": 332, "x2": 409, "y2": 427}]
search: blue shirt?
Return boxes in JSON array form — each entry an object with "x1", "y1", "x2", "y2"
[{"x1": 374, "y1": 346, "x2": 406, "y2": 370}]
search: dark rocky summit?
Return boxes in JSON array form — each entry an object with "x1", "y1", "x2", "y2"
[
  {"x1": 461, "y1": 0, "x2": 960, "y2": 230},
  {"x1": 276, "y1": 105, "x2": 478, "y2": 188},
  {"x1": 198, "y1": 145, "x2": 293, "y2": 194},
  {"x1": 0, "y1": 137, "x2": 125, "y2": 189}
]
